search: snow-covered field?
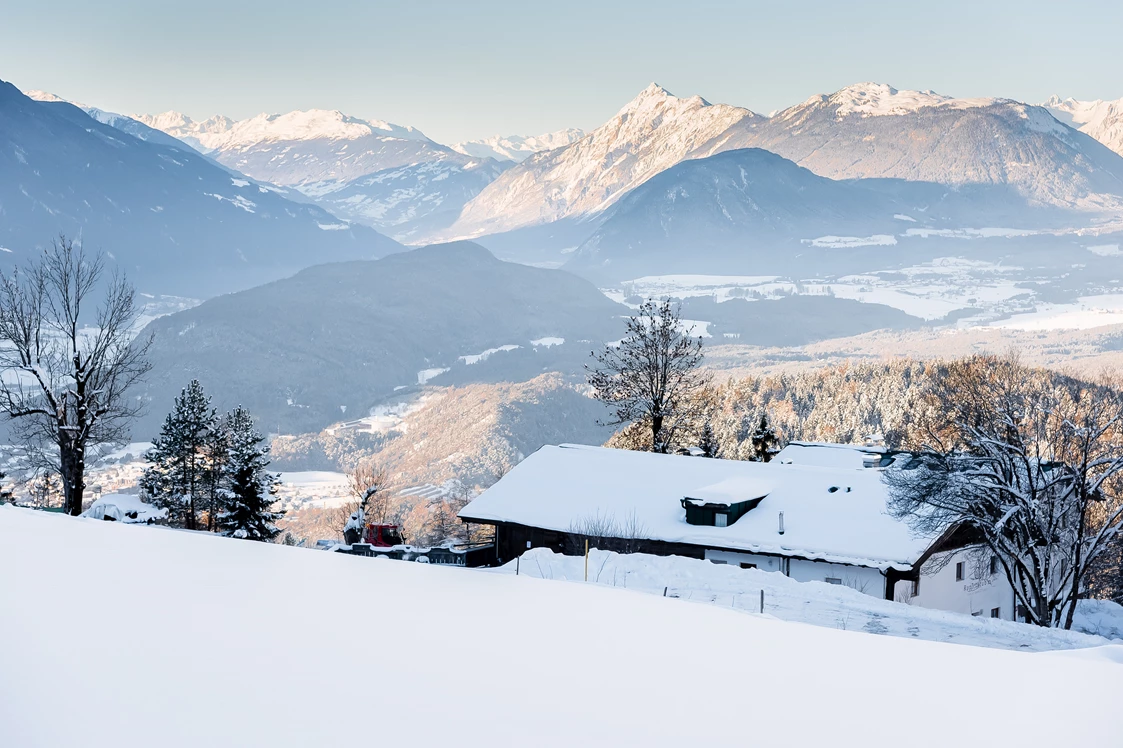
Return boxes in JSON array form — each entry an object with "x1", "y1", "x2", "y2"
[
  {"x1": 496, "y1": 548, "x2": 1120, "y2": 652},
  {"x1": 989, "y1": 293, "x2": 1123, "y2": 331},
  {"x1": 2, "y1": 506, "x2": 1121, "y2": 748},
  {"x1": 273, "y1": 471, "x2": 352, "y2": 509},
  {"x1": 607, "y1": 256, "x2": 1123, "y2": 329}
]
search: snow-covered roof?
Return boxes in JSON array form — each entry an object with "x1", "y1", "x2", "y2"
[
  {"x1": 459, "y1": 445, "x2": 935, "y2": 571},
  {"x1": 773, "y1": 441, "x2": 886, "y2": 470}
]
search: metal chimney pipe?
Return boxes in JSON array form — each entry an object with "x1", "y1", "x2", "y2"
[{"x1": 778, "y1": 511, "x2": 785, "y2": 535}]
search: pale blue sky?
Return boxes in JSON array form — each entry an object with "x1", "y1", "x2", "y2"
[{"x1": 2, "y1": 0, "x2": 1120, "y2": 144}]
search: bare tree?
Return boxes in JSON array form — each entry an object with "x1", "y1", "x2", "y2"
[
  {"x1": 587, "y1": 299, "x2": 706, "y2": 453},
  {"x1": 565, "y1": 510, "x2": 649, "y2": 556},
  {"x1": 0, "y1": 238, "x2": 152, "y2": 515},
  {"x1": 886, "y1": 355, "x2": 1123, "y2": 628}
]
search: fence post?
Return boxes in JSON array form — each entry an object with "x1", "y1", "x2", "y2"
[
  {"x1": 584, "y1": 539, "x2": 589, "y2": 582},
  {"x1": 663, "y1": 586, "x2": 668, "y2": 597},
  {"x1": 516, "y1": 556, "x2": 520, "y2": 576},
  {"x1": 759, "y1": 589, "x2": 764, "y2": 614}
]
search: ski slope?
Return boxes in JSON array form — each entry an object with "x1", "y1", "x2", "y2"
[{"x1": 1, "y1": 506, "x2": 1120, "y2": 748}]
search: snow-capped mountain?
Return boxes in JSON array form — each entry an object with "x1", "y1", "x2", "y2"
[
  {"x1": 133, "y1": 107, "x2": 509, "y2": 235},
  {"x1": 135, "y1": 108, "x2": 455, "y2": 187},
  {"x1": 0, "y1": 81, "x2": 400, "y2": 296},
  {"x1": 436, "y1": 84, "x2": 760, "y2": 241},
  {"x1": 707, "y1": 83, "x2": 1123, "y2": 211},
  {"x1": 133, "y1": 108, "x2": 430, "y2": 154},
  {"x1": 1044, "y1": 95, "x2": 1123, "y2": 157},
  {"x1": 452, "y1": 129, "x2": 586, "y2": 163}
]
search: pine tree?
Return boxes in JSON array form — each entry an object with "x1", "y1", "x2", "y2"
[
  {"x1": 750, "y1": 414, "x2": 780, "y2": 462},
  {"x1": 218, "y1": 407, "x2": 283, "y2": 541},
  {"x1": 697, "y1": 422, "x2": 720, "y2": 458},
  {"x1": 141, "y1": 380, "x2": 218, "y2": 530}
]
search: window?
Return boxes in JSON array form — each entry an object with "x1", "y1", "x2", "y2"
[
  {"x1": 955, "y1": 562, "x2": 965, "y2": 582},
  {"x1": 971, "y1": 610, "x2": 982, "y2": 617},
  {"x1": 910, "y1": 579, "x2": 920, "y2": 597},
  {"x1": 740, "y1": 563, "x2": 756, "y2": 570},
  {"x1": 991, "y1": 607, "x2": 1001, "y2": 619},
  {"x1": 710, "y1": 559, "x2": 728, "y2": 565},
  {"x1": 989, "y1": 556, "x2": 1000, "y2": 575},
  {"x1": 825, "y1": 577, "x2": 842, "y2": 585},
  {"x1": 714, "y1": 512, "x2": 728, "y2": 528}
]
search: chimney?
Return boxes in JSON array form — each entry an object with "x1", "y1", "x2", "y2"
[{"x1": 778, "y1": 511, "x2": 785, "y2": 535}]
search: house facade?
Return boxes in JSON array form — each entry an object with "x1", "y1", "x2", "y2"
[{"x1": 459, "y1": 442, "x2": 1024, "y2": 621}]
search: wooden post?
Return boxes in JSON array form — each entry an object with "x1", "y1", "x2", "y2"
[
  {"x1": 584, "y1": 539, "x2": 589, "y2": 582},
  {"x1": 759, "y1": 589, "x2": 764, "y2": 614},
  {"x1": 516, "y1": 556, "x2": 520, "y2": 576}
]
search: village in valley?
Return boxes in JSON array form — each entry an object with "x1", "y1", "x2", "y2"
[{"x1": 4, "y1": 4, "x2": 1123, "y2": 745}]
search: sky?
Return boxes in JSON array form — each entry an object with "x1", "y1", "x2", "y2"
[{"x1": 2, "y1": 0, "x2": 1121, "y2": 145}]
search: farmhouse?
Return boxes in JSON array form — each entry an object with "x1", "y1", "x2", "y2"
[{"x1": 459, "y1": 442, "x2": 1020, "y2": 619}]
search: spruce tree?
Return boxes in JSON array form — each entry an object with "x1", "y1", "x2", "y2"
[
  {"x1": 697, "y1": 422, "x2": 720, "y2": 458},
  {"x1": 218, "y1": 407, "x2": 283, "y2": 541},
  {"x1": 141, "y1": 380, "x2": 218, "y2": 529},
  {"x1": 750, "y1": 414, "x2": 780, "y2": 462}
]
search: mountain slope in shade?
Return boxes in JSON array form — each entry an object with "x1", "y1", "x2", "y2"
[
  {"x1": 135, "y1": 242, "x2": 627, "y2": 435},
  {"x1": 23, "y1": 89, "x2": 196, "y2": 153},
  {"x1": 437, "y1": 84, "x2": 761, "y2": 240},
  {"x1": 451, "y1": 128, "x2": 586, "y2": 163},
  {"x1": 1045, "y1": 95, "x2": 1123, "y2": 157},
  {"x1": 569, "y1": 147, "x2": 1072, "y2": 279},
  {"x1": 0, "y1": 81, "x2": 400, "y2": 296},
  {"x1": 705, "y1": 83, "x2": 1123, "y2": 211}
]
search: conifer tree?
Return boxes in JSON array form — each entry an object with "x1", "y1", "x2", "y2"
[
  {"x1": 750, "y1": 414, "x2": 780, "y2": 462},
  {"x1": 697, "y1": 422, "x2": 720, "y2": 458},
  {"x1": 141, "y1": 380, "x2": 218, "y2": 529},
  {"x1": 218, "y1": 406, "x2": 283, "y2": 541}
]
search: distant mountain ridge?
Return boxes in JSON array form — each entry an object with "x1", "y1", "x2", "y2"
[
  {"x1": 452, "y1": 129, "x2": 587, "y2": 163},
  {"x1": 129, "y1": 106, "x2": 520, "y2": 238},
  {"x1": 0, "y1": 81, "x2": 400, "y2": 296},
  {"x1": 1045, "y1": 95, "x2": 1123, "y2": 157}
]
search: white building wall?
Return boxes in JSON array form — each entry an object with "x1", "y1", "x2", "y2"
[
  {"x1": 894, "y1": 544, "x2": 1017, "y2": 620},
  {"x1": 704, "y1": 549, "x2": 887, "y2": 598}
]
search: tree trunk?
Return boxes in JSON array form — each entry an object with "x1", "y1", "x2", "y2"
[
  {"x1": 60, "y1": 442, "x2": 85, "y2": 516},
  {"x1": 651, "y1": 414, "x2": 664, "y2": 453}
]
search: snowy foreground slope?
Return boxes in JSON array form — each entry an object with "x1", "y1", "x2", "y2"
[
  {"x1": 497, "y1": 549, "x2": 1119, "y2": 652},
  {"x1": 1, "y1": 507, "x2": 1121, "y2": 748}
]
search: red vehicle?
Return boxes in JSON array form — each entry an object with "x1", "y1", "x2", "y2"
[{"x1": 362, "y1": 523, "x2": 405, "y2": 547}]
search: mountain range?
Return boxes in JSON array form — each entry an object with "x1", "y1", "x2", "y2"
[
  {"x1": 10, "y1": 77, "x2": 1123, "y2": 295},
  {"x1": 0, "y1": 81, "x2": 399, "y2": 296},
  {"x1": 126, "y1": 110, "x2": 588, "y2": 238}
]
